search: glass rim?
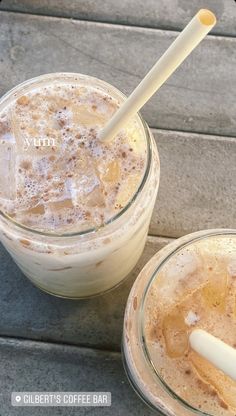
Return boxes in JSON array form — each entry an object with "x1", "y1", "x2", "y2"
[
  {"x1": 121, "y1": 339, "x2": 167, "y2": 416},
  {"x1": 0, "y1": 72, "x2": 153, "y2": 238},
  {"x1": 140, "y1": 228, "x2": 236, "y2": 416}
]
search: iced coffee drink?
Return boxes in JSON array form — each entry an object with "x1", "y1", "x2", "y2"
[
  {"x1": 123, "y1": 230, "x2": 236, "y2": 416},
  {"x1": 0, "y1": 73, "x2": 159, "y2": 298}
]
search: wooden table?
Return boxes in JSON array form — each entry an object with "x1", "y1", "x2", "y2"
[{"x1": 0, "y1": 1, "x2": 235, "y2": 415}]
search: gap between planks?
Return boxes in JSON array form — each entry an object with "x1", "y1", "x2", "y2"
[
  {"x1": 0, "y1": 334, "x2": 122, "y2": 355},
  {"x1": 0, "y1": 8, "x2": 235, "y2": 40}
]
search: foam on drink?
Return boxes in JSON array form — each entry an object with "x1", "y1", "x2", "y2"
[{"x1": 0, "y1": 77, "x2": 147, "y2": 233}]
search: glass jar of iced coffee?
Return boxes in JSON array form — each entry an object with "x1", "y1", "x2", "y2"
[
  {"x1": 123, "y1": 229, "x2": 236, "y2": 416},
  {"x1": 0, "y1": 73, "x2": 160, "y2": 298}
]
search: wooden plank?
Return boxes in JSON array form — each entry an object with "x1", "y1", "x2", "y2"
[
  {"x1": 0, "y1": 236, "x2": 171, "y2": 351},
  {"x1": 151, "y1": 129, "x2": 236, "y2": 237},
  {"x1": 0, "y1": 337, "x2": 156, "y2": 415},
  {"x1": 0, "y1": 0, "x2": 235, "y2": 37},
  {"x1": 0, "y1": 11, "x2": 235, "y2": 137}
]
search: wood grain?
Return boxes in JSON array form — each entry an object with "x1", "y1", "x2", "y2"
[
  {"x1": 0, "y1": 0, "x2": 235, "y2": 36},
  {"x1": 0, "y1": 337, "x2": 156, "y2": 415},
  {"x1": 151, "y1": 129, "x2": 236, "y2": 237},
  {"x1": 0, "y1": 11, "x2": 235, "y2": 137}
]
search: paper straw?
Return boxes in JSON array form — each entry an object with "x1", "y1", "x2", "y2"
[
  {"x1": 100, "y1": 9, "x2": 216, "y2": 142},
  {"x1": 189, "y1": 329, "x2": 236, "y2": 381}
]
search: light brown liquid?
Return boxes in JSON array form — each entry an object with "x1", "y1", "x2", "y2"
[
  {"x1": 0, "y1": 77, "x2": 146, "y2": 233},
  {"x1": 144, "y1": 236, "x2": 236, "y2": 415}
]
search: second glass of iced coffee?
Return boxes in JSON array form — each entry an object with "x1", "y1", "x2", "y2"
[{"x1": 123, "y1": 229, "x2": 236, "y2": 416}]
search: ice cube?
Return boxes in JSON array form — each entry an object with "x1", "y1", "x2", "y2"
[
  {"x1": 87, "y1": 91, "x2": 118, "y2": 119},
  {"x1": 156, "y1": 247, "x2": 206, "y2": 310},
  {"x1": 162, "y1": 311, "x2": 188, "y2": 358},
  {"x1": 201, "y1": 272, "x2": 227, "y2": 313},
  {"x1": 70, "y1": 152, "x2": 104, "y2": 207},
  {"x1": 125, "y1": 122, "x2": 146, "y2": 155},
  {"x1": 161, "y1": 283, "x2": 208, "y2": 358},
  {"x1": 115, "y1": 173, "x2": 140, "y2": 208},
  {"x1": 185, "y1": 311, "x2": 200, "y2": 326},
  {"x1": 77, "y1": 172, "x2": 100, "y2": 195},
  {"x1": 22, "y1": 204, "x2": 45, "y2": 216},
  {"x1": 47, "y1": 199, "x2": 74, "y2": 212},
  {"x1": 85, "y1": 187, "x2": 105, "y2": 208},
  {"x1": 102, "y1": 160, "x2": 120, "y2": 183},
  {"x1": 165, "y1": 249, "x2": 202, "y2": 284},
  {"x1": 71, "y1": 104, "x2": 106, "y2": 127},
  {"x1": 0, "y1": 142, "x2": 16, "y2": 201},
  {"x1": 71, "y1": 175, "x2": 105, "y2": 208}
]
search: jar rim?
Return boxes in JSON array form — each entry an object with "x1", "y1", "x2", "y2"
[
  {"x1": 140, "y1": 228, "x2": 236, "y2": 416},
  {"x1": 0, "y1": 72, "x2": 153, "y2": 238}
]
